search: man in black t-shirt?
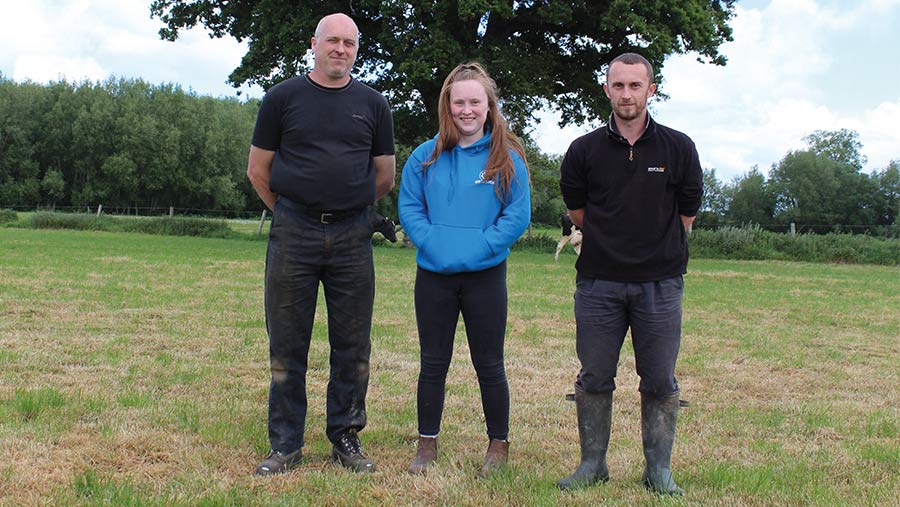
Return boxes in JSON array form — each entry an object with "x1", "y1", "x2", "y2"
[
  {"x1": 247, "y1": 12, "x2": 395, "y2": 476},
  {"x1": 557, "y1": 53, "x2": 702, "y2": 496}
]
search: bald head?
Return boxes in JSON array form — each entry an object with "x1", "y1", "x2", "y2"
[
  {"x1": 315, "y1": 13, "x2": 359, "y2": 41},
  {"x1": 309, "y1": 13, "x2": 360, "y2": 87}
]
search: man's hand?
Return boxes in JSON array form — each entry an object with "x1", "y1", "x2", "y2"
[
  {"x1": 680, "y1": 214, "x2": 695, "y2": 235},
  {"x1": 373, "y1": 155, "x2": 396, "y2": 200},
  {"x1": 247, "y1": 145, "x2": 276, "y2": 211},
  {"x1": 567, "y1": 208, "x2": 585, "y2": 229}
]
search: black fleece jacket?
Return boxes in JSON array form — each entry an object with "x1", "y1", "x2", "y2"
[{"x1": 559, "y1": 115, "x2": 703, "y2": 282}]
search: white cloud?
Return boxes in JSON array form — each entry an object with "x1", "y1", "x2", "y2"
[
  {"x1": 651, "y1": 0, "x2": 898, "y2": 179},
  {"x1": 529, "y1": 109, "x2": 598, "y2": 156},
  {"x1": 1, "y1": 0, "x2": 260, "y2": 98},
  {"x1": 12, "y1": 55, "x2": 106, "y2": 83},
  {"x1": 859, "y1": 99, "x2": 900, "y2": 169},
  {"x1": 534, "y1": 1, "x2": 899, "y2": 180}
]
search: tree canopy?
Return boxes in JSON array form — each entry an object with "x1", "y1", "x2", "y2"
[
  {"x1": 727, "y1": 166, "x2": 775, "y2": 227},
  {"x1": 149, "y1": 0, "x2": 735, "y2": 143},
  {"x1": 803, "y1": 128, "x2": 867, "y2": 170}
]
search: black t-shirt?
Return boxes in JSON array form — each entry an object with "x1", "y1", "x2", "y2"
[
  {"x1": 252, "y1": 75, "x2": 395, "y2": 211},
  {"x1": 559, "y1": 116, "x2": 703, "y2": 282}
]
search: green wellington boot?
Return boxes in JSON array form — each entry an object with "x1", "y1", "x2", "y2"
[
  {"x1": 641, "y1": 392, "x2": 685, "y2": 495},
  {"x1": 558, "y1": 388, "x2": 612, "y2": 491}
]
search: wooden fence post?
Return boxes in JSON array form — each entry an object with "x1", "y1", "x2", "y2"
[
  {"x1": 257, "y1": 209, "x2": 268, "y2": 236},
  {"x1": 169, "y1": 206, "x2": 175, "y2": 217},
  {"x1": 790, "y1": 222, "x2": 796, "y2": 238},
  {"x1": 96, "y1": 204, "x2": 103, "y2": 217}
]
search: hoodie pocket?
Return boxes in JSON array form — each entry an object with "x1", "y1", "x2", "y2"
[{"x1": 420, "y1": 224, "x2": 492, "y2": 273}]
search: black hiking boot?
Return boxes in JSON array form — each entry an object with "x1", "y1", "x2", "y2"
[
  {"x1": 255, "y1": 449, "x2": 302, "y2": 476},
  {"x1": 332, "y1": 430, "x2": 376, "y2": 473}
]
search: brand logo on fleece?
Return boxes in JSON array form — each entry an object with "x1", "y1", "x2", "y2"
[
  {"x1": 647, "y1": 166, "x2": 666, "y2": 173},
  {"x1": 474, "y1": 170, "x2": 495, "y2": 185}
]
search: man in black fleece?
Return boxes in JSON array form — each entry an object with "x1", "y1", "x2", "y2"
[{"x1": 557, "y1": 52, "x2": 702, "y2": 496}]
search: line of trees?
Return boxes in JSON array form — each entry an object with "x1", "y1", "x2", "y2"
[
  {"x1": 0, "y1": 75, "x2": 257, "y2": 212},
  {"x1": 1, "y1": 76, "x2": 896, "y2": 234},
  {"x1": 0, "y1": 75, "x2": 569, "y2": 223},
  {"x1": 699, "y1": 130, "x2": 898, "y2": 236}
]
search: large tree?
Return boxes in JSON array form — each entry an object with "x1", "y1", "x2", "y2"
[
  {"x1": 695, "y1": 167, "x2": 730, "y2": 227},
  {"x1": 870, "y1": 160, "x2": 899, "y2": 228},
  {"x1": 149, "y1": 0, "x2": 735, "y2": 143},
  {"x1": 803, "y1": 128, "x2": 867, "y2": 171},
  {"x1": 726, "y1": 166, "x2": 774, "y2": 226},
  {"x1": 768, "y1": 149, "x2": 876, "y2": 230}
]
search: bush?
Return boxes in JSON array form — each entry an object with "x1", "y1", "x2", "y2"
[
  {"x1": 29, "y1": 212, "x2": 103, "y2": 230},
  {"x1": 117, "y1": 217, "x2": 232, "y2": 238},
  {"x1": 780, "y1": 233, "x2": 899, "y2": 265},
  {"x1": 531, "y1": 198, "x2": 568, "y2": 227},
  {"x1": 512, "y1": 233, "x2": 557, "y2": 253},
  {"x1": 24, "y1": 212, "x2": 234, "y2": 239},
  {"x1": 690, "y1": 226, "x2": 898, "y2": 265},
  {"x1": 689, "y1": 225, "x2": 779, "y2": 260},
  {"x1": 0, "y1": 209, "x2": 18, "y2": 225}
]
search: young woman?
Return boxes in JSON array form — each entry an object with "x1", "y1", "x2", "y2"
[{"x1": 398, "y1": 62, "x2": 531, "y2": 477}]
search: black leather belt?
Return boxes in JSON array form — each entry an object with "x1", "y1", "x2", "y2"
[{"x1": 280, "y1": 198, "x2": 363, "y2": 224}]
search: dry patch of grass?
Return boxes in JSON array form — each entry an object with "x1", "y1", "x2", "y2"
[{"x1": 1, "y1": 229, "x2": 898, "y2": 506}]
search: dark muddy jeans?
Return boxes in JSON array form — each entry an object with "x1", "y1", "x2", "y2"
[
  {"x1": 574, "y1": 275, "x2": 684, "y2": 398},
  {"x1": 264, "y1": 198, "x2": 376, "y2": 453},
  {"x1": 414, "y1": 262, "x2": 510, "y2": 441}
]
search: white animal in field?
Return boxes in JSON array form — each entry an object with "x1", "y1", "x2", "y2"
[{"x1": 554, "y1": 214, "x2": 583, "y2": 262}]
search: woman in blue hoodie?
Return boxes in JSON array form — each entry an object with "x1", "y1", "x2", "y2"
[{"x1": 399, "y1": 62, "x2": 531, "y2": 477}]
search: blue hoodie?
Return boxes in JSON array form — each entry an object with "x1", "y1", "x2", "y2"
[{"x1": 398, "y1": 132, "x2": 531, "y2": 274}]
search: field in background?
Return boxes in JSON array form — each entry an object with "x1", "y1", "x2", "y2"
[{"x1": 1, "y1": 228, "x2": 898, "y2": 506}]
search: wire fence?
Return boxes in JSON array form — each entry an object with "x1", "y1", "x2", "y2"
[
  {"x1": 4, "y1": 204, "x2": 266, "y2": 220},
  {"x1": 3, "y1": 204, "x2": 898, "y2": 237},
  {"x1": 698, "y1": 222, "x2": 898, "y2": 237}
]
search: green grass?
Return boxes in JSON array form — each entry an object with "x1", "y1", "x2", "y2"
[{"x1": 0, "y1": 228, "x2": 898, "y2": 506}]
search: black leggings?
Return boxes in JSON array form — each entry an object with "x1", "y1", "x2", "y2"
[{"x1": 414, "y1": 262, "x2": 509, "y2": 441}]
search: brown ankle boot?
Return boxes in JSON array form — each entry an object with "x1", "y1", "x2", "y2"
[
  {"x1": 480, "y1": 439, "x2": 509, "y2": 477},
  {"x1": 408, "y1": 436, "x2": 438, "y2": 474}
]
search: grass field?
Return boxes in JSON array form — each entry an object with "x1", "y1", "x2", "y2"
[{"x1": 1, "y1": 228, "x2": 898, "y2": 506}]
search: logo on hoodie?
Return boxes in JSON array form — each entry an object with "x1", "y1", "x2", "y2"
[{"x1": 474, "y1": 170, "x2": 495, "y2": 185}]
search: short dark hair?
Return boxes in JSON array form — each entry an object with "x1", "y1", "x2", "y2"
[{"x1": 608, "y1": 53, "x2": 654, "y2": 82}]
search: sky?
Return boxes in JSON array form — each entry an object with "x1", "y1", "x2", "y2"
[{"x1": 1, "y1": 0, "x2": 898, "y2": 181}]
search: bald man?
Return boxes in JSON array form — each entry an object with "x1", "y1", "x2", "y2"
[{"x1": 248, "y1": 13, "x2": 396, "y2": 476}]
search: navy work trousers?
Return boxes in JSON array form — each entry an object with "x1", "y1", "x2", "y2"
[
  {"x1": 414, "y1": 262, "x2": 510, "y2": 441},
  {"x1": 574, "y1": 275, "x2": 684, "y2": 397},
  {"x1": 264, "y1": 198, "x2": 376, "y2": 453}
]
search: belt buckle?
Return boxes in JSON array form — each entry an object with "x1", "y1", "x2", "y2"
[{"x1": 320, "y1": 212, "x2": 333, "y2": 224}]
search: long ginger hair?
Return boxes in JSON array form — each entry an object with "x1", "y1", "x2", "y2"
[{"x1": 422, "y1": 62, "x2": 527, "y2": 198}]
